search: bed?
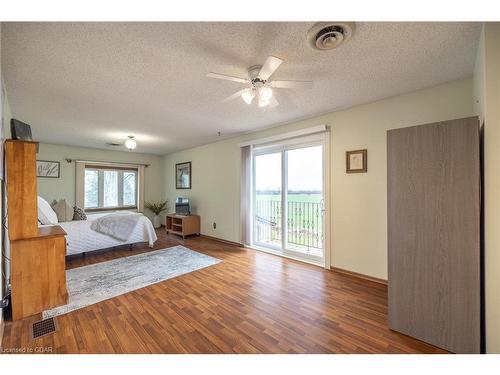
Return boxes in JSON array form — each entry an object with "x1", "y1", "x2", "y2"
[{"x1": 40, "y1": 212, "x2": 158, "y2": 256}]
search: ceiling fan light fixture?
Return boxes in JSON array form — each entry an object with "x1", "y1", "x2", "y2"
[
  {"x1": 125, "y1": 136, "x2": 137, "y2": 151},
  {"x1": 258, "y1": 86, "x2": 273, "y2": 102},
  {"x1": 241, "y1": 89, "x2": 255, "y2": 104},
  {"x1": 209, "y1": 54, "x2": 312, "y2": 110}
]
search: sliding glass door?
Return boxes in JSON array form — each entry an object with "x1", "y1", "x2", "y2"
[{"x1": 252, "y1": 141, "x2": 325, "y2": 265}]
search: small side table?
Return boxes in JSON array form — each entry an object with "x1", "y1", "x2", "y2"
[{"x1": 165, "y1": 213, "x2": 201, "y2": 239}]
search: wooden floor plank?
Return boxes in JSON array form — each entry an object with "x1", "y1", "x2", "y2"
[{"x1": 1, "y1": 229, "x2": 448, "y2": 354}]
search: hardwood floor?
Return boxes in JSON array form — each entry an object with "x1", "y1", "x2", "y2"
[{"x1": 1, "y1": 229, "x2": 447, "y2": 354}]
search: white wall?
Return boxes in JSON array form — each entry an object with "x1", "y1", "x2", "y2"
[
  {"x1": 164, "y1": 78, "x2": 473, "y2": 280},
  {"x1": 474, "y1": 22, "x2": 500, "y2": 354},
  {"x1": 36, "y1": 143, "x2": 166, "y2": 221}
]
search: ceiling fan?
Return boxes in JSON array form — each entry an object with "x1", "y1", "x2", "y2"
[{"x1": 207, "y1": 56, "x2": 313, "y2": 108}]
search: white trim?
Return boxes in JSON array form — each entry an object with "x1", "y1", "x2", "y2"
[{"x1": 238, "y1": 125, "x2": 327, "y2": 147}]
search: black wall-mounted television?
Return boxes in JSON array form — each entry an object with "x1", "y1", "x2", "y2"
[{"x1": 175, "y1": 197, "x2": 190, "y2": 215}]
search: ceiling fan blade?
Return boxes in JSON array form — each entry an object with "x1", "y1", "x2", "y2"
[
  {"x1": 222, "y1": 89, "x2": 248, "y2": 103},
  {"x1": 268, "y1": 96, "x2": 280, "y2": 108},
  {"x1": 207, "y1": 72, "x2": 249, "y2": 84},
  {"x1": 258, "y1": 56, "x2": 283, "y2": 81},
  {"x1": 269, "y1": 80, "x2": 314, "y2": 89}
]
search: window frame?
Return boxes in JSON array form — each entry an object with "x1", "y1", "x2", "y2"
[{"x1": 84, "y1": 166, "x2": 138, "y2": 212}]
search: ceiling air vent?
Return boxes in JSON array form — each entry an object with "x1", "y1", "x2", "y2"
[
  {"x1": 307, "y1": 22, "x2": 355, "y2": 51},
  {"x1": 106, "y1": 142, "x2": 122, "y2": 147}
]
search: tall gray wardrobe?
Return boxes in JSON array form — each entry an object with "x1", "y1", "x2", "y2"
[{"x1": 387, "y1": 116, "x2": 481, "y2": 354}]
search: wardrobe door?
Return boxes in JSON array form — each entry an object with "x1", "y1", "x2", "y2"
[{"x1": 387, "y1": 117, "x2": 480, "y2": 354}]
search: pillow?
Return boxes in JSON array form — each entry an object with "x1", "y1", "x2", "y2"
[
  {"x1": 51, "y1": 199, "x2": 74, "y2": 222},
  {"x1": 73, "y1": 206, "x2": 87, "y2": 221},
  {"x1": 37, "y1": 196, "x2": 58, "y2": 225}
]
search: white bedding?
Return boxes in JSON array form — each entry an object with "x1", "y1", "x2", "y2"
[
  {"x1": 41, "y1": 212, "x2": 158, "y2": 256},
  {"x1": 91, "y1": 212, "x2": 142, "y2": 241}
]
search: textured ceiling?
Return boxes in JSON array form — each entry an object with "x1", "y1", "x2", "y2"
[{"x1": 1, "y1": 22, "x2": 480, "y2": 154}]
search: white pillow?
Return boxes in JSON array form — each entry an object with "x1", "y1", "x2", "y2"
[{"x1": 38, "y1": 196, "x2": 58, "y2": 225}]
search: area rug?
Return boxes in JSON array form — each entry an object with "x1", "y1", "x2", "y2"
[{"x1": 42, "y1": 245, "x2": 221, "y2": 319}]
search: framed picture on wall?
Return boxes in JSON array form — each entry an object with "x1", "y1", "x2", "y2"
[
  {"x1": 36, "y1": 160, "x2": 60, "y2": 178},
  {"x1": 175, "y1": 161, "x2": 191, "y2": 189},
  {"x1": 346, "y1": 149, "x2": 367, "y2": 173}
]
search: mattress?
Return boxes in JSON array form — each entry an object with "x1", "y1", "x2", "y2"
[{"x1": 41, "y1": 212, "x2": 158, "y2": 256}]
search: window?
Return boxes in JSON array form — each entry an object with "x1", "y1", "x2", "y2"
[{"x1": 84, "y1": 167, "x2": 138, "y2": 210}]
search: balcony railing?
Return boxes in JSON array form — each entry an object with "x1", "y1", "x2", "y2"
[{"x1": 255, "y1": 199, "x2": 323, "y2": 251}]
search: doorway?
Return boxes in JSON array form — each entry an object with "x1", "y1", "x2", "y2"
[{"x1": 252, "y1": 140, "x2": 326, "y2": 265}]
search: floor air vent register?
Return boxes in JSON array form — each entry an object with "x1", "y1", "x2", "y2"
[{"x1": 30, "y1": 317, "x2": 58, "y2": 340}]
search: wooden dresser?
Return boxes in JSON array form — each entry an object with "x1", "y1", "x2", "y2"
[{"x1": 5, "y1": 139, "x2": 68, "y2": 321}]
